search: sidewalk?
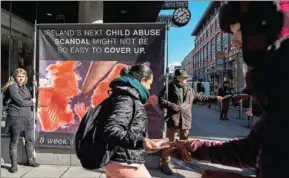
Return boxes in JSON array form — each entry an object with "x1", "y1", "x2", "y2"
[
  {"x1": 0, "y1": 163, "x2": 201, "y2": 178},
  {"x1": 189, "y1": 105, "x2": 250, "y2": 141},
  {"x1": 1, "y1": 106, "x2": 255, "y2": 178},
  {"x1": 1, "y1": 161, "x2": 256, "y2": 178}
]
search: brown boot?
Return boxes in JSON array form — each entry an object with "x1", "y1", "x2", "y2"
[{"x1": 160, "y1": 162, "x2": 174, "y2": 175}]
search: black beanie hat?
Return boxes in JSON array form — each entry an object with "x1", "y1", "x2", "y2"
[
  {"x1": 218, "y1": 2, "x2": 242, "y2": 33},
  {"x1": 218, "y1": 2, "x2": 283, "y2": 44}
]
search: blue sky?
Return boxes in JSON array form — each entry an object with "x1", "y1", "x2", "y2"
[{"x1": 159, "y1": 1, "x2": 209, "y2": 66}]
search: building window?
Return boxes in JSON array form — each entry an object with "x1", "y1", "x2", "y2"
[
  {"x1": 198, "y1": 50, "x2": 201, "y2": 67},
  {"x1": 210, "y1": 24, "x2": 213, "y2": 34},
  {"x1": 200, "y1": 47, "x2": 203, "y2": 66},
  {"x1": 212, "y1": 38, "x2": 216, "y2": 59},
  {"x1": 223, "y1": 33, "x2": 228, "y2": 54},
  {"x1": 216, "y1": 18, "x2": 220, "y2": 29},
  {"x1": 208, "y1": 41, "x2": 211, "y2": 60},
  {"x1": 216, "y1": 33, "x2": 221, "y2": 52},
  {"x1": 215, "y1": 19, "x2": 218, "y2": 30},
  {"x1": 229, "y1": 34, "x2": 233, "y2": 42},
  {"x1": 204, "y1": 45, "x2": 206, "y2": 60}
]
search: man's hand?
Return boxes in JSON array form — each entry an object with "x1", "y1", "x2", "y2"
[
  {"x1": 217, "y1": 96, "x2": 224, "y2": 101},
  {"x1": 172, "y1": 104, "x2": 181, "y2": 112},
  {"x1": 33, "y1": 80, "x2": 37, "y2": 87},
  {"x1": 143, "y1": 138, "x2": 158, "y2": 151}
]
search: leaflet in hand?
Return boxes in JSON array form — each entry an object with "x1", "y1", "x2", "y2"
[{"x1": 154, "y1": 138, "x2": 170, "y2": 148}]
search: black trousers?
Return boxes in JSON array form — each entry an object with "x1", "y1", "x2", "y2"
[
  {"x1": 7, "y1": 116, "x2": 35, "y2": 164},
  {"x1": 10, "y1": 129, "x2": 34, "y2": 149}
]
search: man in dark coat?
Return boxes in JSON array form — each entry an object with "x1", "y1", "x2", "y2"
[
  {"x1": 218, "y1": 81, "x2": 232, "y2": 120},
  {"x1": 158, "y1": 69, "x2": 223, "y2": 175}
]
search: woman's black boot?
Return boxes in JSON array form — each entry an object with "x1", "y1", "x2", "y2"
[
  {"x1": 9, "y1": 145, "x2": 18, "y2": 173},
  {"x1": 25, "y1": 144, "x2": 40, "y2": 167}
]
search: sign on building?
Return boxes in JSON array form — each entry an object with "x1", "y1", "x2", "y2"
[
  {"x1": 157, "y1": 15, "x2": 177, "y2": 27},
  {"x1": 215, "y1": 51, "x2": 225, "y2": 71},
  {"x1": 161, "y1": 1, "x2": 189, "y2": 9}
]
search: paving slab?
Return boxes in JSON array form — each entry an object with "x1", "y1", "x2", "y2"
[
  {"x1": 190, "y1": 105, "x2": 250, "y2": 140},
  {"x1": 60, "y1": 166, "x2": 104, "y2": 178},
  {"x1": 1, "y1": 164, "x2": 33, "y2": 178},
  {"x1": 22, "y1": 165, "x2": 69, "y2": 178}
]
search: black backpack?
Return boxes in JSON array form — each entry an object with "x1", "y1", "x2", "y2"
[{"x1": 74, "y1": 95, "x2": 136, "y2": 170}]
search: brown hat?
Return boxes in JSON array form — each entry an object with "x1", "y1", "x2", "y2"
[{"x1": 174, "y1": 69, "x2": 190, "y2": 78}]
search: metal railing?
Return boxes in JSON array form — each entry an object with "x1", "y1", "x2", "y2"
[{"x1": 209, "y1": 95, "x2": 256, "y2": 128}]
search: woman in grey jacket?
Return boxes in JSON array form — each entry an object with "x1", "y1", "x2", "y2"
[{"x1": 2, "y1": 68, "x2": 39, "y2": 173}]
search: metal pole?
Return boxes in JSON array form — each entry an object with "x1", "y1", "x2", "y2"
[
  {"x1": 163, "y1": 22, "x2": 170, "y2": 139},
  {"x1": 33, "y1": 21, "x2": 37, "y2": 141},
  {"x1": 248, "y1": 95, "x2": 253, "y2": 128},
  {"x1": 239, "y1": 99, "x2": 243, "y2": 119},
  {"x1": 8, "y1": 1, "x2": 12, "y2": 76}
]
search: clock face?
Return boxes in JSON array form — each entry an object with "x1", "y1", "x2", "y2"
[{"x1": 173, "y1": 8, "x2": 191, "y2": 27}]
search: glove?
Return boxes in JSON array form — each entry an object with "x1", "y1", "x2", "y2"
[{"x1": 172, "y1": 104, "x2": 181, "y2": 112}]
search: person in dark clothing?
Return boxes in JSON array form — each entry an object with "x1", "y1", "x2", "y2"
[
  {"x1": 218, "y1": 81, "x2": 232, "y2": 120},
  {"x1": 169, "y1": 2, "x2": 289, "y2": 178},
  {"x1": 158, "y1": 69, "x2": 223, "y2": 175},
  {"x1": 104, "y1": 64, "x2": 167, "y2": 178},
  {"x1": 1, "y1": 68, "x2": 39, "y2": 173},
  {"x1": 200, "y1": 83, "x2": 205, "y2": 94},
  {"x1": 208, "y1": 83, "x2": 214, "y2": 108}
]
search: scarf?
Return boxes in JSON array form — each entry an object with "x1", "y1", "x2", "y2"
[{"x1": 111, "y1": 75, "x2": 150, "y2": 104}]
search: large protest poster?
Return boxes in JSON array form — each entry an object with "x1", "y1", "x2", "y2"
[{"x1": 35, "y1": 23, "x2": 165, "y2": 148}]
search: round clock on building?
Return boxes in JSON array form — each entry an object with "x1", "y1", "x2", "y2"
[{"x1": 172, "y1": 8, "x2": 191, "y2": 27}]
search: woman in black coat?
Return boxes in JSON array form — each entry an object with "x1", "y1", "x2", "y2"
[
  {"x1": 104, "y1": 64, "x2": 166, "y2": 178},
  {"x1": 2, "y1": 68, "x2": 39, "y2": 173}
]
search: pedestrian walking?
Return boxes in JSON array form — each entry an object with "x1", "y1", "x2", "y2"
[
  {"x1": 103, "y1": 64, "x2": 167, "y2": 178},
  {"x1": 158, "y1": 69, "x2": 223, "y2": 175},
  {"x1": 218, "y1": 81, "x2": 232, "y2": 120},
  {"x1": 1, "y1": 68, "x2": 39, "y2": 173}
]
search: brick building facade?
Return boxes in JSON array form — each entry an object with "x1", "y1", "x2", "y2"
[{"x1": 182, "y1": 1, "x2": 246, "y2": 91}]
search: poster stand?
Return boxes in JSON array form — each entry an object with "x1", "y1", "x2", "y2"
[
  {"x1": 33, "y1": 20, "x2": 37, "y2": 142},
  {"x1": 163, "y1": 23, "x2": 170, "y2": 139},
  {"x1": 32, "y1": 23, "x2": 166, "y2": 148}
]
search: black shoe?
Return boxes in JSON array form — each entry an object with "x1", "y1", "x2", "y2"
[
  {"x1": 26, "y1": 159, "x2": 40, "y2": 167},
  {"x1": 8, "y1": 164, "x2": 18, "y2": 173},
  {"x1": 160, "y1": 163, "x2": 174, "y2": 175}
]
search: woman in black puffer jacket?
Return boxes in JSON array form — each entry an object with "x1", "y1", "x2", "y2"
[{"x1": 104, "y1": 64, "x2": 163, "y2": 178}]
